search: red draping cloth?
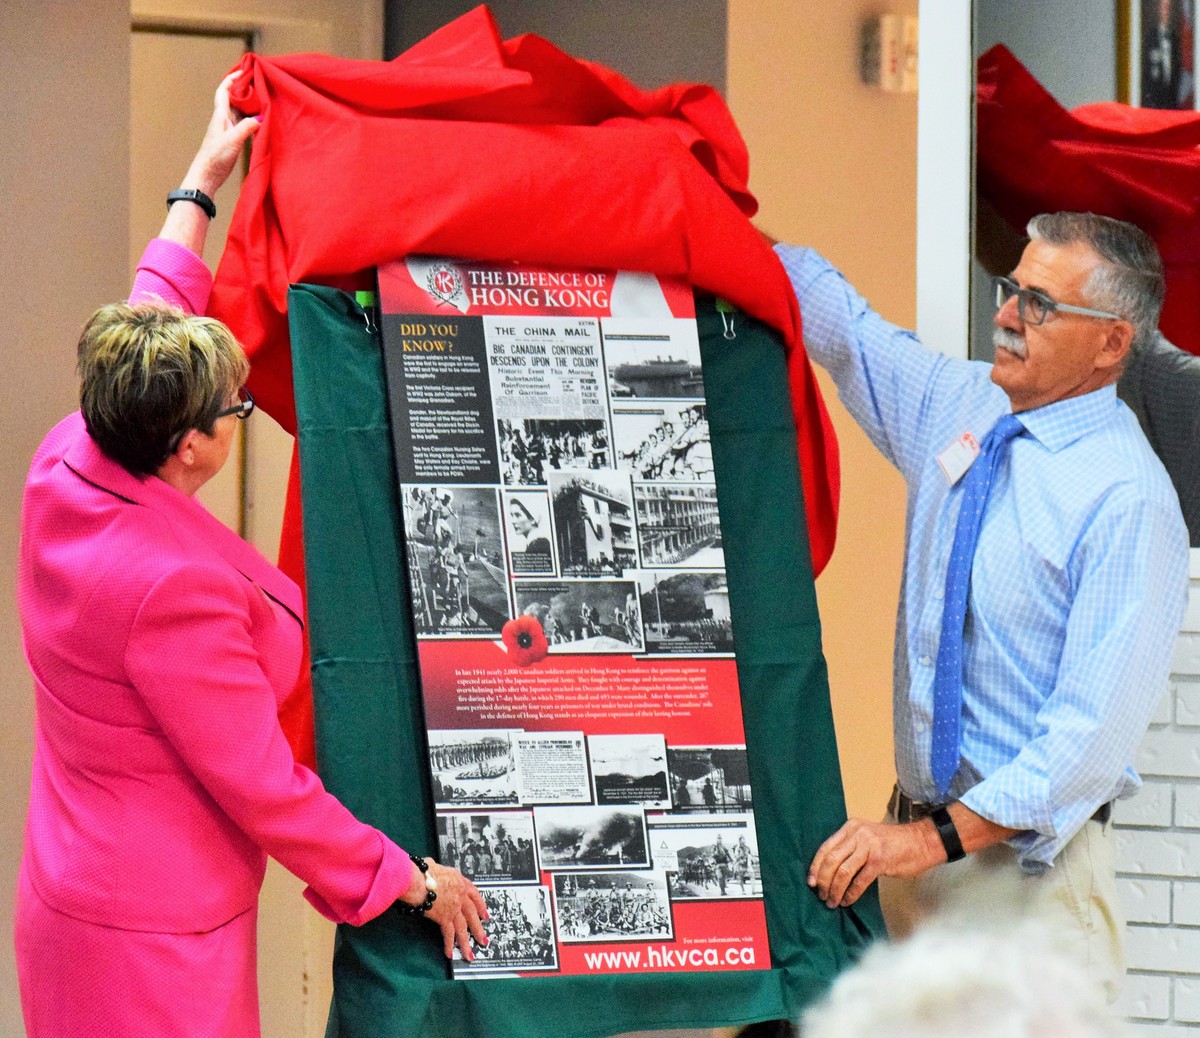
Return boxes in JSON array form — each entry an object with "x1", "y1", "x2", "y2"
[
  {"x1": 211, "y1": 6, "x2": 839, "y2": 764},
  {"x1": 977, "y1": 44, "x2": 1200, "y2": 355},
  {"x1": 275, "y1": 448, "x2": 314, "y2": 768}
]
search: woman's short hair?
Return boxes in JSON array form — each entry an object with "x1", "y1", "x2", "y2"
[{"x1": 77, "y1": 303, "x2": 249, "y2": 475}]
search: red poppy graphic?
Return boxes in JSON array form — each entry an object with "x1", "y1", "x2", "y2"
[{"x1": 501, "y1": 615, "x2": 549, "y2": 666}]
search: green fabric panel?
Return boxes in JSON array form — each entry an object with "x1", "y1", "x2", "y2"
[{"x1": 288, "y1": 283, "x2": 883, "y2": 1038}]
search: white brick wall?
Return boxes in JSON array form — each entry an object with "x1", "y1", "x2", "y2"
[{"x1": 1116, "y1": 552, "x2": 1200, "y2": 1031}]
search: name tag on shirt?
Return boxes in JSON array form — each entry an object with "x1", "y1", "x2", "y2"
[{"x1": 936, "y1": 432, "x2": 980, "y2": 486}]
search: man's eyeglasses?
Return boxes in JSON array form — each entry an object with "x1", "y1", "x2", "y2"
[
  {"x1": 215, "y1": 388, "x2": 255, "y2": 421},
  {"x1": 993, "y1": 276, "x2": 1123, "y2": 327}
]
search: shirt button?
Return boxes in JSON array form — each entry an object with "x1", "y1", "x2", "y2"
[
  {"x1": 915, "y1": 721, "x2": 927, "y2": 733},
  {"x1": 918, "y1": 655, "x2": 933, "y2": 667},
  {"x1": 933, "y1": 589, "x2": 944, "y2": 601}
]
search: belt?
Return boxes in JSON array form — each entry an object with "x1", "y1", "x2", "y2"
[{"x1": 889, "y1": 785, "x2": 1112, "y2": 826}]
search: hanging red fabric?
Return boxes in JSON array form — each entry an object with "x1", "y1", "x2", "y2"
[
  {"x1": 210, "y1": 6, "x2": 840, "y2": 764},
  {"x1": 977, "y1": 44, "x2": 1200, "y2": 355}
]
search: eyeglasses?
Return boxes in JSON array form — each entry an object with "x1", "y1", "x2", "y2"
[
  {"x1": 166, "y1": 389, "x2": 255, "y2": 455},
  {"x1": 993, "y1": 276, "x2": 1123, "y2": 326},
  {"x1": 215, "y1": 387, "x2": 255, "y2": 421}
]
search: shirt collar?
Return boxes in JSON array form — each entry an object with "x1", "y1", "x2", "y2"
[{"x1": 1011, "y1": 384, "x2": 1119, "y2": 454}]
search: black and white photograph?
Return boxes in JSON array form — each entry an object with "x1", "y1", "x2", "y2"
[
  {"x1": 437, "y1": 811, "x2": 538, "y2": 884},
  {"x1": 633, "y1": 484, "x2": 724, "y2": 569},
  {"x1": 549, "y1": 470, "x2": 638, "y2": 577},
  {"x1": 513, "y1": 580, "x2": 644, "y2": 653},
  {"x1": 602, "y1": 319, "x2": 703, "y2": 399},
  {"x1": 667, "y1": 746, "x2": 753, "y2": 814},
  {"x1": 454, "y1": 885, "x2": 558, "y2": 974},
  {"x1": 649, "y1": 815, "x2": 761, "y2": 900},
  {"x1": 612, "y1": 402, "x2": 713, "y2": 482},
  {"x1": 428, "y1": 729, "x2": 521, "y2": 808},
  {"x1": 588, "y1": 733, "x2": 670, "y2": 808},
  {"x1": 637, "y1": 571, "x2": 734, "y2": 655},
  {"x1": 497, "y1": 418, "x2": 610, "y2": 486},
  {"x1": 551, "y1": 870, "x2": 674, "y2": 943},
  {"x1": 515, "y1": 732, "x2": 592, "y2": 804},
  {"x1": 503, "y1": 490, "x2": 556, "y2": 575},
  {"x1": 532, "y1": 805, "x2": 650, "y2": 869},
  {"x1": 401, "y1": 484, "x2": 511, "y2": 636}
]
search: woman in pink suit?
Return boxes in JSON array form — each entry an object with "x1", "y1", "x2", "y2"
[{"x1": 14, "y1": 74, "x2": 487, "y2": 1038}]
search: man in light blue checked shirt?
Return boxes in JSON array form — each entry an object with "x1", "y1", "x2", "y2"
[{"x1": 776, "y1": 212, "x2": 1189, "y2": 1000}]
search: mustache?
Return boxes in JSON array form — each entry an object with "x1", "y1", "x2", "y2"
[{"x1": 993, "y1": 327, "x2": 1027, "y2": 359}]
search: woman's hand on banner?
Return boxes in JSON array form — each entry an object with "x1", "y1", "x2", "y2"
[{"x1": 419, "y1": 859, "x2": 490, "y2": 960}]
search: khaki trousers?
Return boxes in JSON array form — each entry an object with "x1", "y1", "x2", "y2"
[{"x1": 878, "y1": 809, "x2": 1125, "y2": 1003}]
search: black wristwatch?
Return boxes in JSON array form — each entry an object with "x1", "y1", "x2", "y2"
[
  {"x1": 396, "y1": 853, "x2": 439, "y2": 914},
  {"x1": 929, "y1": 806, "x2": 966, "y2": 863},
  {"x1": 166, "y1": 187, "x2": 217, "y2": 220}
]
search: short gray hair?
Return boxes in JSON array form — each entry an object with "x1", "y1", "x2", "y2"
[
  {"x1": 1027, "y1": 211, "x2": 1164, "y2": 352},
  {"x1": 801, "y1": 923, "x2": 1126, "y2": 1038}
]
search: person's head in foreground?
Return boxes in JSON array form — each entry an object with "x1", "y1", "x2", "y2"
[{"x1": 801, "y1": 923, "x2": 1126, "y2": 1038}]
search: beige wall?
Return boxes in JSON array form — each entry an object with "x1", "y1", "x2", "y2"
[
  {"x1": 0, "y1": 4, "x2": 378, "y2": 1036},
  {"x1": 0, "y1": 4, "x2": 130, "y2": 1031},
  {"x1": 728, "y1": 0, "x2": 916, "y2": 818}
]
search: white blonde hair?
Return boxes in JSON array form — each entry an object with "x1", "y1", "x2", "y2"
[{"x1": 801, "y1": 923, "x2": 1125, "y2": 1038}]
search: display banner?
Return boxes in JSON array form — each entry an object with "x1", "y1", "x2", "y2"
[
  {"x1": 378, "y1": 257, "x2": 769, "y2": 979},
  {"x1": 289, "y1": 282, "x2": 878, "y2": 1036}
]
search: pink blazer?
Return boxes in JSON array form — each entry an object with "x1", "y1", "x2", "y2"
[{"x1": 17, "y1": 240, "x2": 411, "y2": 934}]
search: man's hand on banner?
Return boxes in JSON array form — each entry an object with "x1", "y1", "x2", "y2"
[
  {"x1": 807, "y1": 805, "x2": 1019, "y2": 909},
  {"x1": 807, "y1": 819, "x2": 943, "y2": 909}
]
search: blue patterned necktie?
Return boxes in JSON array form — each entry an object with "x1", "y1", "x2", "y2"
[{"x1": 931, "y1": 412, "x2": 1025, "y2": 796}]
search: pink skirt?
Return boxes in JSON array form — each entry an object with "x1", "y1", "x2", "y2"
[{"x1": 15, "y1": 865, "x2": 261, "y2": 1038}]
